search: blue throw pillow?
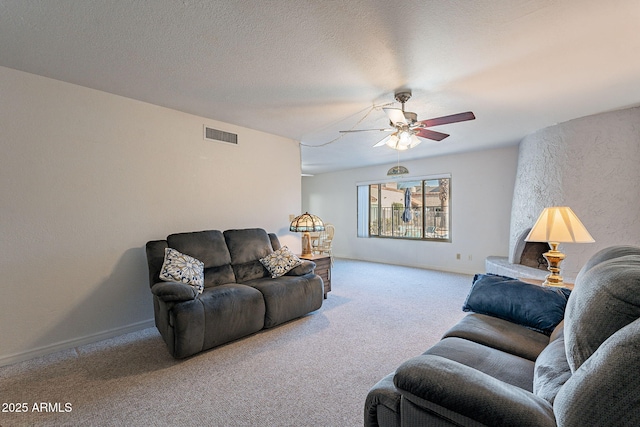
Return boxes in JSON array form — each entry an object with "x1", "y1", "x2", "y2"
[{"x1": 462, "y1": 274, "x2": 571, "y2": 335}]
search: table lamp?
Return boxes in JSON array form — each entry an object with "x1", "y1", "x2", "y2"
[
  {"x1": 525, "y1": 206, "x2": 594, "y2": 287},
  {"x1": 290, "y1": 212, "x2": 325, "y2": 257}
]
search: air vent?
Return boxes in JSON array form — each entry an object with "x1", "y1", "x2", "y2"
[{"x1": 203, "y1": 125, "x2": 238, "y2": 145}]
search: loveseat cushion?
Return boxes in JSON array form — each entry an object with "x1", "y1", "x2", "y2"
[
  {"x1": 423, "y1": 337, "x2": 536, "y2": 391},
  {"x1": 285, "y1": 260, "x2": 316, "y2": 276},
  {"x1": 165, "y1": 283, "x2": 265, "y2": 358},
  {"x1": 245, "y1": 274, "x2": 323, "y2": 328},
  {"x1": 198, "y1": 284, "x2": 266, "y2": 350},
  {"x1": 564, "y1": 251, "x2": 640, "y2": 371},
  {"x1": 533, "y1": 324, "x2": 571, "y2": 404},
  {"x1": 443, "y1": 313, "x2": 550, "y2": 361},
  {"x1": 463, "y1": 274, "x2": 570, "y2": 335},
  {"x1": 224, "y1": 228, "x2": 273, "y2": 283},
  {"x1": 394, "y1": 355, "x2": 556, "y2": 427},
  {"x1": 167, "y1": 230, "x2": 236, "y2": 287}
]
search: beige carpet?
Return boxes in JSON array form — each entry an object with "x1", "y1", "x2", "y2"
[{"x1": 0, "y1": 259, "x2": 473, "y2": 426}]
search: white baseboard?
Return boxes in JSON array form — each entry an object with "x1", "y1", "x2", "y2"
[
  {"x1": 0, "y1": 319, "x2": 155, "y2": 368},
  {"x1": 337, "y1": 256, "x2": 477, "y2": 277}
]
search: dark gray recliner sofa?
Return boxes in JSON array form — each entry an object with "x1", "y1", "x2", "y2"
[
  {"x1": 146, "y1": 228, "x2": 323, "y2": 358},
  {"x1": 365, "y1": 245, "x2": 640, "y2": 426}
]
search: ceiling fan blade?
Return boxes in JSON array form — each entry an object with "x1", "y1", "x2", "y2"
[
  {"x1": 416, "y1": 128, "x2": 450, "y2": 141},
  {"x1": 373, "y1": 135, "x2": 391, "y2": 147},
  {"x1": 339, "y1": 128, "x2": 393, "y2": 133},
  {"x1": 383, "y1": 108, "x2": 407, "y2": 126},
  {"x1": 418, "y1": 111, "x2": 476, "y2": 128}
]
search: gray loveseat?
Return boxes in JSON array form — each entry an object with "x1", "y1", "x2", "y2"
[
  {"x1": 365, "y1": 245, "x2": 640, "y2": 426},
  {"x1": 146, "y1": 228, "x2": 324, "y2": 358}
]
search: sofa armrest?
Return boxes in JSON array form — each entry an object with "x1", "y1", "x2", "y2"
[
  {"x1": 151, "y1": 281, "x2": 197, "y2": 302},
  {"x1": 394, "y1": 355, "x2": 556, "y2": 427},
  {"x1": 285, "y1": 260, "x2": 316, "y2": 276}
]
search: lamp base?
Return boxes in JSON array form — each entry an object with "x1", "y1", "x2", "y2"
[
  {"x1": 542, "y1": 242, "x2": 566, "y2": 287},
  {"x1": 301, "y1": 232, "x2": 312, "y2": 257}
]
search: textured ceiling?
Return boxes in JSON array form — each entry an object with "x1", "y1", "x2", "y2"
[{"x1": 2, "y1": 0, "x2": 640, "y2": 174}]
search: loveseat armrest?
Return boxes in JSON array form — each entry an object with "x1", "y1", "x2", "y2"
[
  {"x1": 285, "y1": 260, "x2": 316, "y2": 276},
  {"x1": 151, "y1": 281, "x2": 197, "y2": 302},
  {"x1": 394, "y1": 355, "x2": 556, "y2": 427}
]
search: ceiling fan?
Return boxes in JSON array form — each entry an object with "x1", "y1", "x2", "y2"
[{"x1": 340, "y1": 90, "x2": 475, "y2": 150}]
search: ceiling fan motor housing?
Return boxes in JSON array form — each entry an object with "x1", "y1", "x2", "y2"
[
  {"x1": 393, "y1": 90, "x2": 417, "y2": 125},
  {"x1": 388, "y1": 112, "x2": 417, "y2": 128},
  {"x1": 404, "y1": 111, "x2": 417, "y2": 124},
  {"x1": 394, "y1": 90, "x2": 412, "y2": 104}
]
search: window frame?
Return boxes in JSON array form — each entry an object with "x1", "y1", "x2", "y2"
[{"x1": 357, "y1": 174, "x2": 452, "y2": 242}]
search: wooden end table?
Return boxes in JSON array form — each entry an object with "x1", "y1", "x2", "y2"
[{"x1": 299, "y1": 254, "x2": 331, "y2": 298}]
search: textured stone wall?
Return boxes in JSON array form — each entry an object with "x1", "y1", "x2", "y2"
[{"x1": 510, "y1": 106, "x2": 640, "y2": 277}]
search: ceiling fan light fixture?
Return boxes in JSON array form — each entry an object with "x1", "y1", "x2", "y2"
[
  {"x1": 381, "y1": 131, "x2": 413, "y2": 151},
  {"x1": 384, "y1": 134, "x2": 400, "y2": 149},
  {"x1": 398, "y1": 130, "x2": 412, "y2": 146},
  {"x1": 409, "y1": 134, "x2": 422, "y2": 148}
]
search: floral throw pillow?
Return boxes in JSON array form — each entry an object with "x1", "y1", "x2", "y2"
[
  {"x1": 159, "y1": 248, "x2": 205, "y2": 294},
  {"x1": 260, "y1": 246, "x2": 303, "y2": 278}
]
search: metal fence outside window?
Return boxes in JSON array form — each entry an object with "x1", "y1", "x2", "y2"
[{"x1": 374, "y1": 206, "x2": 449, "y2": 239}]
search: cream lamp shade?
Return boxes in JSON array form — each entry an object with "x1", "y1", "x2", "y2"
[
  {"x1": 525, "y1": 207, "x2": 595, "y2": 244},
  {"x1": 290, "y1": 212, "x2": 325, "y2": 257},
  {"x1": 525, "y1": 206, "x2": 594, "y2": 286}
]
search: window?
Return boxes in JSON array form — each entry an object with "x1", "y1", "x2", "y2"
[{"x1": 357, "y1": 176, "x2": 451, "y2": 241}]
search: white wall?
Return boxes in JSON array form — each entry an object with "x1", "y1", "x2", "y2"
[
  {"x1": 0, "y1": 66, "x2": 302, "y2": 365},
  {"x1": 302, "y1": 145, "x2": 519, "y2": 274}
]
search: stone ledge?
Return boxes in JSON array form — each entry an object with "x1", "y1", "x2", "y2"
[{"x1": 485, "y1": 256, "x2": 548, "y2": 280}]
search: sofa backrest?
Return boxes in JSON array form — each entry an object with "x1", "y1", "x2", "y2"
[
  {"x1": 564, "y1": 245, "x2": 640, "y2": 371},
  {"x1": 574, "y1": 244, "x2": 640, "y2": 285},
  {"x1": 268, "y1": 233, "x2": 282, "y2": 250},
  {"x1": 553, "y1": 245, "x2": 640, "y2": 425},
  {"x1": 554, "y1": 317, "x2": 640, "y2": 425},
  {"x1": 145, "y1": 239, "x2": 169, "y2": 288},
  {"x1": 146, "y1": 228, "x2": 282, "y2": 288},
  {"x1": 166, "y1": 230, "x2": 236, "y2": 288},
  {"x1": 224, "y1": 228, "x2": 274, "y2": 283}
]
